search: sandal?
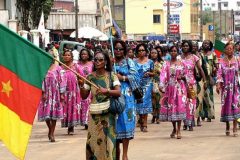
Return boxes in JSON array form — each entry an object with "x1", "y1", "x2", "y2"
[
  {"x1": 225, "y1": 130, "x2": 230, "y2": 136},
  {"x1": 142, "y1": 126, "x2": 148, "y2": 132},
  {"x1": 176, "y1": 131, "x2": 182, "y2": 139},
  {"x1": 170, "y1": 130, "x2": 176, "y2": 138},
  {"x1": 233, "y1": 129, "x2": 238, "y2": 137},
  {"x1": 183, "y1": 125, "x2": 187, "y2": 130}
]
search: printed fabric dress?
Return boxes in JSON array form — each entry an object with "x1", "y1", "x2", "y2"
[
  {"x1": 78, "y1": 61, "x2": 93, "y2": 125},
  {"x1": 38, "y1": 65, "x2": 66, "y2": 121},
  {"x1": 134, "y1": 59, "x2": 154, "y2": 114},
  {"x1": 61, "y1": 63, "x2": 82, "y2": 128},
  {"x1": 85, "y1": 72, "x2": 120, "y2": 160},
  {"x1": 216, "y1": 57, "x2": 240, "y2": 122},
  {"x1": 200, "y1": 51, "x2": 218, "y2": 119},
  {"x1": 181, "y1": 54, "x2": 200, "y2": 126},
  {"x1": 152, "y1": 61, "x2": 164, "y2": 118},
  {"x1": 115, "y1": 58, "x2": 139, "y2": 140},
  {"x1": 159, "y1": 61, "x2": 187, "y2": 121}
]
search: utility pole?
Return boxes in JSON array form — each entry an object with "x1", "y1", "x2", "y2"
[
  {"x1": 232, "y1": 9, "x2": 235, "y2": 37},
  {"x1": 200, "y1": 0, "x2": 203, "y2": 41},
  {"x1": 218, "y1": 1, "x2": 222, "y2": 39},
  {"x1": 75, "y1": 0, "x2": 79, "y2": 41},
  {"x1": 167, "y1": 0, "x2": 170, "y2": 40},
  {"x1": 213, "y1": 11, "x2": 215, "y2": 43}
]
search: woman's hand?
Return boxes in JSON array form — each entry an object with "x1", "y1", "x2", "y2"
[
  {"x1": 203, "y1": 82, "x2": 207, "y2": 90},
  {"x1": 116, "y1": 73, "x2": 124, "y2": 81},
  {"x1": 42, "y1": 92, "x2": 46, "y2": 101},
  {"x1": 78, "y1": 76, "x2": 85, "y2": 87},
  {"x1": 216, "y1": 83, "x2": 222, "y2": 95},
  {"x1": 60, "y1": 93, "x2": 65, "y2": 102},
  {"x1": 96, "y1": 87, "x2": 109, "y2": 96},
  {"x1": 144, "y1": 72, "x2": 153, "y2": 77}
]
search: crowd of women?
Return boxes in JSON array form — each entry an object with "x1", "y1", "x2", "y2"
[{"x1": 37, "y1": 39, "x2": 240, "y2": 160}]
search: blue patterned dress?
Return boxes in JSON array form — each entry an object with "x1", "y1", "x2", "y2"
[
  {"x1": 115, "y1": 58, "x2": 139, "y2": 139},
  {"x1": 134, "y1": 59, "x2": 154, "y2": 114}
]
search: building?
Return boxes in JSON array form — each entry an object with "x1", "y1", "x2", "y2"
[
  {"x1": 202, "y1": 0, "x2": 240, "y2": 39},
  {"x1": 125, "y1": 0, "x2": 191, "y2": 41},
  {"x1": 110, "y1": 0, "x2": 125, "y2": 31},
  {"x1": 47, "y1": 0, "x2": 99, "y2": 41},
  {"x1": 0, "y1": 0, "x2": 18, "y2": 32},
  {"x1": 52, "y1": 0, "x2": 74, "y2": 12}
]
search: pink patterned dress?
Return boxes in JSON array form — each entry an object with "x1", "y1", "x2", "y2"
[
  {"x1": 159, "y1": 61, "x2": 187, "y2": 121},
  {"x1": 38, "y1": 65, "x2": 66, "y2": 121},
  {"x1": 61, "y1": 63, "x2": 82, "y2": 127},
  {"x1": 78, "y1": 61, "x2": 93, "y2": 125},
  {"x1": 216, "y1": 57, "x2": 240, "y2": 122},
  {"x1": 181, "y1": 54, "x2": 199, "y2": 126}
]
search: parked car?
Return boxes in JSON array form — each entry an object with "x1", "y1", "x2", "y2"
[{"x1": 58, "y1": 40, "x2": 85, "y2": 62}]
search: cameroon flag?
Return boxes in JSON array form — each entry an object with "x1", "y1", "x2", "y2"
[
  {"x1": 214, "y1": 40, "x2": 225, "y2": 58},
  {"x1": 0, "y1": 24, "x2": 52, "y2": 159}
]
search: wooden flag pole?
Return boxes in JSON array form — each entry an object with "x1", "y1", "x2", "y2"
[{"x1": 53, "y1": 58, "x2": 99, "y2": 89}]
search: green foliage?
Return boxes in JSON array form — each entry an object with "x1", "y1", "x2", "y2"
[
  {"x1": 16, "y1": 0, "x2": 54, "y2": 30},
  {"x1": 202, "y1": 11, "x2": 213, "y2": 25}
]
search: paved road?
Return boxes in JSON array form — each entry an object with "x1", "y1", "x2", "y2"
[{"x1": 1, "y1": 92, "x2": 240, "y2": 160}]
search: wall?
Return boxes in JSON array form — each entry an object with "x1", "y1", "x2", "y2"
[{"x1": 125, "y1": 0, "x2": 191, "y2": 36}]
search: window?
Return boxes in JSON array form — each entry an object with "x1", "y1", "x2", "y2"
[
  {"x1": 237, "y1": 2, "x2": 240, "y2": 7},
  {"x1": 153, "y1": 15, "x2": 161, "y2": 23},
  {"x1": 114, "y1": 6, "x2": 124, "y2": 20},
  {"x1": 114, "y1": 0, "x2": 123, "y2": 5},
  {"x1": 223, "y1": 2, "x2": 228, "y2": 7},
  {"x1": 212, "y1": 3, "x2": 215, "y2": 7}
]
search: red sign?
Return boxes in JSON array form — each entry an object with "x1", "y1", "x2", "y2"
[{"x1": 169, "y1": 24, "x2": 179, "y2": 34}]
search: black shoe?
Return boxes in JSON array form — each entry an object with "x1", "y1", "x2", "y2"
[
  {"x1": 84, "y1": 124, "x2": 88, "y2": 130},
  {"x1": 183, "y1": 125, "x2": 187, "y2": 130}
]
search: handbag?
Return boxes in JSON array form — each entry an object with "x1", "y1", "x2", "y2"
[
  {"x1": 194, "y1": 66, "x2": 202, "y2": 82},
  {"x1": 153, "y1": 82, "x2": 160, "y2": 93},
  {"x1": 109, "y1": 72, "x2": 125, "y2": 115},
  {"x1": 126, "y1": 58, "x2": 143, "y2": 102},
  {"x1": 89, "y1": 101, "x2": 110, "y2": 114},
  {"x1": 187, "y1": 87, "x2": 197, "y2": 99}
]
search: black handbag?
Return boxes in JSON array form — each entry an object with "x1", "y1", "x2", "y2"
[
  {"x1": 194, "y1": 66, "x2": 202, "y2": 82},
  {"x1": 109, "y1": 72, "x2": 125, "y2": 115}
]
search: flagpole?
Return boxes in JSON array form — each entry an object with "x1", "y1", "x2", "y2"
[{"x1": 54, "y1": 58, "x2": 99, "y2": 89}]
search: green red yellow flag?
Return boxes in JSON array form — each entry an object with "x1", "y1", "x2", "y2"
[
  {"x1": 0, "y1": 24, "x2": 52, "y2": 159},
  {"x1": 214, "y1": 39, "x2": 225, "y2": 58}
]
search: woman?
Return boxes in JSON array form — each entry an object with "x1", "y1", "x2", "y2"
[
  {"x1": 159, "y1": 46, "x2": 187, "y2": 139},
  {"x1": 79, "y1": 51, "x2": 121, "y2": 160},
  {"x1": 192, "y1": 42, "x2": 207, "y2": 126},
  {"x1": 181, "y1": 40, "x2": 206, "y2": 131},
  {"x1": 61, "y1": 50, "x2": 81, "y2": 134},
  {"x1": 127, "y1": 48, "x2": 135, "y2": 59},
  {"x1": 38, "y1": 55, "x2": 66, "y2": 142},
  {"x1": 113, "y1": 40, "x2": 139, "y2": 160},
  {"x1": 78, "y1": 48, "x2": 93, "y2": 129},
  {"x1": 134, "y1": 43, "x2": 154, "y2": 132},
  {"x1": 200, "y1": 40, "x2": 218, "y2": 122},
  {"x1": 216, "y1": 42, "x2": 240, "y2": 136},
  {"x1": 149, "y1": 48, "x2": 164, "y2": 124}
]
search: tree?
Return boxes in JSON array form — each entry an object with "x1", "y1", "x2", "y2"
[{"x1": 16, "y1": 0, "x2": 54, "y2": 31}]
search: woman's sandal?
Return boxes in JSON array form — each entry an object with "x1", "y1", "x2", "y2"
[
  {"x1": 225, "y1": 130, "x2": 230, "y2": 136},
  {"x1": 170, "y1": 130, "x2": 176, "y2": 138},
  {"x1": 176, "y1": 131, "x2": 182, "y2": 139},
  {"x1": 142, "y1": 126, "x2": 148, "y2": 132},
  {"x1": 233, "y1": 129, "x2": 238, "y2": 137}
]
